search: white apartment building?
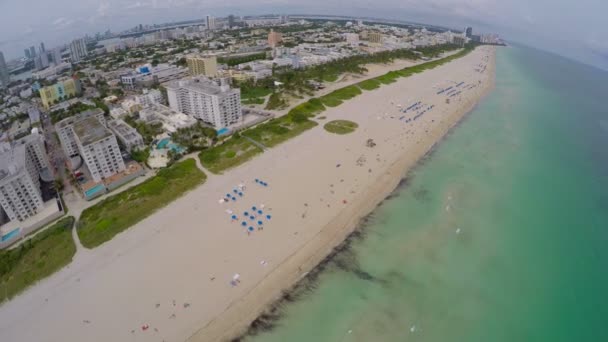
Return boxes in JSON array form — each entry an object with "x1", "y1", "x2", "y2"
[
  {"x1": 0, "y1": 133, "x2": 50, "y2": 222},
  {"x1": 136, "y1": 88, "x2": 163, "y2": 107},
  {"x1": 73, "y1": 117, "x2": 125, "y2": 183},
  {"x1": 55, "y1": 109, "x2": 106, "y2": 158},
  {"x1": 107, "y1": 119, "x2": 145, "y2": 152},
  {"x1": 165, "y1": 77, "x2": 242, "y2": 129}
]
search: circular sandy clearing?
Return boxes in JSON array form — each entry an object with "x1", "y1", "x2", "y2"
[{"x1": 323, "y1": 120, "x2": 359, "y2": 135}]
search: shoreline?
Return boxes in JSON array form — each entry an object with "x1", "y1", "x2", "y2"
[
  {"x1": 188, "y1": 47, "x2": 497, "y2": 342},
  {"x1": 0, "y1": 46, "x2": 496, "y2": 342}
]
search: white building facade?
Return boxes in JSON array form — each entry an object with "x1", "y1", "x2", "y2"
[
  {"x1": 0, "y1": 134, "x2": 50, "y2": 222},
  {"x1": 73, "y1": 117, "x2": 125, "y2": 183},
  {"x1": 165, "y1": 77, "x2": 242, "y2": 129},
  {"x1": 55, "y1": 109, "x2": 106, "y2": 158}
]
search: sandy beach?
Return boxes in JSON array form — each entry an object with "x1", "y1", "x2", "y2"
[{"x1": 0, "y1": 46, "x2": 495, "y2": 342}]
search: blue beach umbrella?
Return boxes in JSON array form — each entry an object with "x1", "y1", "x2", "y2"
[
  {"x1": 255, "y1": 179, "x2": 259, "y2": 183},
  {"x1": 231, "y1": 215, "x2": 237, "y2": 220},
  {"x1": 257, "y1": 210, "x2": 263, "y2": 215},
  {"x1": 233, "y1": 189, "x2": 238, "y2": 193},
  {"x1": 231, "y1": 196, "x2": 237, "y2": 201},
  {"x1": 248, "y1": 227, "x2": 254, "y2": 232},
  {"x1": 266, "y1": 214, "x2": 272, "y2": 220},
  {"x1": 226, "y1": 193, "x2": 231, "y2": 197},
  {"x1": 241, "y1": 222, "x2": 247, "y2": 226},
  {"x1": 257, "y1": 221, "x2": 263, "y2": 225},
  {"x1": 244, "y1": 211, "x2": 249, "y2": 216},
  {"x1": 238, "y1": 192, "x2": 243, "y2": 197},
  {"x1": 250, "y1": 215, "x2": 255, "y2": 220},
  {"x1": 252, "y1": 206, "x2": 257, "y2": 211}
]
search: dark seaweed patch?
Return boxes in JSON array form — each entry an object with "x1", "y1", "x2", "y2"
[{"x1": 232, "y1": 107, "x2": 480, "y2": 341}]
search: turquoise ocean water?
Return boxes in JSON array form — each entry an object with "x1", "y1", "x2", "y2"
[{"x1": 244, "y1": 45, "x2": 608, "y2": 342}]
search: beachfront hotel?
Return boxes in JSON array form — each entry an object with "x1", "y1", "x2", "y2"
[
  {"x1": 165, "y1": 77, "x2": 242, "y2": 129},
  {"x1": 0, "y1": 133, "x2": 51, "y2": 222}
]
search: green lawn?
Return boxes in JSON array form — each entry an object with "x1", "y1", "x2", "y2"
[
  {"x1": 0, "y1": 217, "x2": 75, "y2": 303},
  {"x1": 241, "y1": 86, "x2": 272, "y2": 100},
  {"x1": 77, "y1": 160, "x2": 206, "y2": 248},
  {"x1": 242, "y1": 97, "x2": 265, "y2": 105},
  {"x1": 324, "y1": 120, "x2": 359, "y2": 135},
  {"x1": 199, "y1": 136, "x2": 263, "y2": 174}
]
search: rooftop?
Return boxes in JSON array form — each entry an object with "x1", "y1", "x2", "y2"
[
  {"x1": 55, "y1": 108, "x2": 105, "y2": 129},
  {"x1": 108, "y1": 120, "x2": 141, "y2": 141},
  {"x1": 165, "y1": 77, "x2": 239, "y2": 97},
  {"x1": 73, "y1": 116, "x2": 113, "y2": 145},
  {"x1": 0, "y1": 134, "x2": 44, "y2": 182}
]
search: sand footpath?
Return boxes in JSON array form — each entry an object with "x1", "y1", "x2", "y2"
[{"x1": 0, "y1": 46, "x2": 496, "y2": 342}]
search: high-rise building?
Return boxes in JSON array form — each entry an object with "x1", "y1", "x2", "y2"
[
  {"x1": 186, "y1": 55, "x2": 218, "y2": 77},
  {"x1": 39, "y1": 77, "x2": 82, "y2": 110},
  {"x1": 56, "y1": 109, "x2": 106, "y2": 158},
  {"x1": 29, "y1": 46, "x2": 37, "y2": 58},
  {"x1": 24, "y1": 49, "x2": 31, "y2": 59},
  {"x1": 72, "y1": 117, "x2": 125, "y2": 183},
  {"x1": 228, "y1": 15, "x2": 236, "y2": 28},
  {"x1": 465, "y1": 27, "x2": 473, "y2": 38},
  {"x1": 69, "y1": 38, "x2": 88, "y2": 63},
  {"x1": 0, "y1": 51, "x2": 9, "y2": 87},
  {"x1": 39, "y1": 42, "x2": 46, "y2": 54},
  {"x1": 206, "y1": 15, "x2": 216, "y2": 30},
  {"x1": 268, "y1": 29, "x2": 283, "y2": 48},
  {"x1": 365, "y1": 31, "x2": 383, "y2": 44},
  {"x1": 165, "y1": 77, "x2": 242, "y2": 129},
  {"x1": 50, "y1": 48, "x2": 62, "y2": 66},
  {"x1": 35, "y1": 52, "x2": 49, "y2": 70},
  {"x1": 0, "y1": 133, "x2": 50, "y2": 222}
]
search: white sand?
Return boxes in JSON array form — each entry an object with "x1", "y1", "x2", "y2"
[{"x1": 0, "y1": 46, "x2": 496, "y2": 342}]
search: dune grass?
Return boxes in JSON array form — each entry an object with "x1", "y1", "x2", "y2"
[
  {"x1": 244, "y1": 115, "x2": 318, "y2": 148},
  {"x1": 0, "y1": 217, "x2": 75, "y2": 303},
  {"x1": 357, "y1": 79, "x2": 382, "y2": 90},
  {"x1": 319, "y1": 86, "x2": 362, "y2": 107},
  {"x1": 77, "y1": 160, "x2": 206, "y2": 248},
  {"x1": 199, "y1": 136, "x2": 263, "y2": 174},
  {"x1": 324, "y1": 120, "x2": 359, "y2": 135}
]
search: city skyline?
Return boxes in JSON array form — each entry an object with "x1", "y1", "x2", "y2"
[{"x1": 0, "y1": 1, "x2": 607, "y2": 70}]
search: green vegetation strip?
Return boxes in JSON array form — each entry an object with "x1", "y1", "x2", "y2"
[
  {"x1": 77, "y1": 160, "x2": 206, "y2": 248},
  {"x1": 199, "y1": 135, "x2": 264, "y2": 174},
  {"x1": 357, "y1": 79, "x2": 382, "y2": 90},
  {"x1": 199, "y1": 45, "x2": 477, "y2": 174},
  {"x1": 324, "y1": 120, "x2": 359, "y2": 135},
  {"x1": 319, "y1": 86, "x2": 362, "y2": 107},
  {"x1": 0, "y1": 217, "x2": 75, "y2": 303}
]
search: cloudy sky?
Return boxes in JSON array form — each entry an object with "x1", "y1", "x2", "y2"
[{"x1": 0, "y1": 0, "x2": 607, "y2": 70}]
